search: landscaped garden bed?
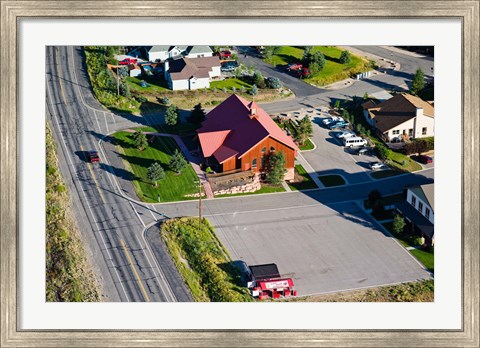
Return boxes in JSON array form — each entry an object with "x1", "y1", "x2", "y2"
[
  {"x1": 288, "y1": 165, "x2": 318, "y2": 191},
  {"x1": 318, "y1": 174, "x2": 346, "y2": 187}
]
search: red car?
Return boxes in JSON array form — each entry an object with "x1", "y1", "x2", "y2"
[
  {"x1": 119, "y1": 58, "x2": 138, "y2": 65},
  {"x1": 219, "y1": 50, "x2": 232, "y2": 59},
  {"x1": 413, "y1": 155, "x2": 433, "y2": 164},
  {"x1": 297, "y1": 67, "x2": 311, "y2": 78},
  {"x1": 87, "y1": 151, "x2": 100, "y2": 163}
]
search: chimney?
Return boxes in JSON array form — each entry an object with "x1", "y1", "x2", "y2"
[
  {"x1": 249, "y1": 107, "x2": 258, "y2": 119},
  {"x1": 415, "y1": 107, "x2": 423, "y2": 117}
]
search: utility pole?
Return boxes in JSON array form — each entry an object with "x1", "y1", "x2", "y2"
[
  {"x1": 116, "y1": 67, "x2": 120, "y2": 96},
  {"x1": 194, "y1": 180, "x2": 203, "y2": 232}
]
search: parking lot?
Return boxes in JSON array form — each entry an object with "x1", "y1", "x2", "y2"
[
  {"x1": 281, "y1": 108, "x2": 382, "y2": 184},
  {"x1": 208, "y1": 201, "x2": 432, "y2": 296}
]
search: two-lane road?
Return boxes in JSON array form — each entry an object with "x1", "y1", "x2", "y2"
[{"x1": 46, "y1": 46, "x2": 191, "y2": 302}]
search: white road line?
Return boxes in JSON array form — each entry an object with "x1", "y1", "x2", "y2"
[
  {"x1": 148, "y1": 205, "x2": 158, "y2": 221},
  {"x1": 103, "y1": 111, "x2": 109, "y2": 133},
  {"x1": 134, "y1": 233, "x2": 176, "y2": 302},
  {"x1": 47, "y1": 79, "x2": 130, "y2": 302},
  {"x1": 129, "y1": 201, "x2": 146, "y2": 227},
  {"x1": 92, "y1": 109, "x2": 103, "y2": 133}
]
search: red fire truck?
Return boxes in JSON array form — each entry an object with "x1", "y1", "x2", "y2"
[{"x1": 246, "y1": 263, "x2": 297, "y2": 300}]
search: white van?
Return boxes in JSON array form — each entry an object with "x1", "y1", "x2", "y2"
[{"x1": 343, "y1": 136, "x2": 367, "y2": 147}]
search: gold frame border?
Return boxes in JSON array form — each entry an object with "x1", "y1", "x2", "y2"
[{"x1": 1, "y1": 1, "x2": 478, "y2": 347}]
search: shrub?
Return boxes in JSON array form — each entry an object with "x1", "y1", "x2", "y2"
[
  {"x1": 159, "y1": 96, "x2": 170, "y2": 105},
  {"x1": 134, "y1": 94, "x2": 147, "y2": 103},
  {"x1": 240, "y1": 86, "x2": 246, "y2": 93},
  {"x1": 375, "y1": 143, "x2": 391, "y2": 160},
  {"x1": 266, "y1": 76, "x2": 282, "y2": 89},
  {"x1": 339, "y1": 50, "x2": 352, "y2": 64},
  {"x1": 165, "y1": 105, "x2": 179, "y2": 126},
  {"x1": 249, "y1": 84, "x2": 258, "y2": 96}
]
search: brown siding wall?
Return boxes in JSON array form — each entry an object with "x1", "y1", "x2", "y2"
[
  {"x1": 239, "y1": 137, "x2": 295, "y2": 173},
  {"x1": 222, "y1": 157, "x2": 237, "y2": 172}
]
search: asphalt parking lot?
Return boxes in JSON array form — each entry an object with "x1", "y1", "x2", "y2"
[
  {"x1": 207, "y1": 201, "x2": 432, "y2": 296},
  {"x1": 300, "y1": 110, "x2": 381, "y2": 184}
]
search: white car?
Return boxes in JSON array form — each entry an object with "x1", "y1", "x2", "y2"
[
  {"x1": 370, "y1": 162, "x2": 388, "y2": 170},
  {"x1": 336, "y1": 131, "x2": 355, "y2": 139},
  {"x1": 322, "y1": 118, "x2": 335, "y2": 125}
]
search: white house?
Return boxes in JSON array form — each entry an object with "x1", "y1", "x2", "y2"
[
  {"x1": 395, "y1": 183, "x2": 434, "y2": 245},
  {"x1": 146, "y1": 45, "x2": 212, "y2": 62},
  {"x1": 362, "y1": 93, "x2": 434, "y2": 142},
  {"x1": 164, "y1": 56, "x2": 221, "y2": 90},
  {"x1": 127, "y1": 64, "x2": 142, "y2": 77}
]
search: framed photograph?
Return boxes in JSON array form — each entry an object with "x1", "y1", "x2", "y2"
[{"x1": 1, "y1": 1, "x2": 478, "y2": 347}]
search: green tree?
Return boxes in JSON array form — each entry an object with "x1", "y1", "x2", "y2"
[
  {"x1": 266, "y1": 151, "x2": 287, "y2": 185},
  {"x1": 375, "y1": 143, "x2": 391, "y2": 160},
  {"x1": 249, "y1": 84, "x2": 258, "y2": 96},
  {"x1": 392, "y1": 214, "x2": 406, "y2": 235},
  {"x1": 307, "y1": 62, "x2": 321, "y2": 76},
  {"x1": 296, "y1": 117, "x2": 313, "y2": 145},
  {"x1": 169, "y1": 149, "x2": 188, "y2": 174},
  {"x1": 165, "y1": 105, "x2": 179, "y2": 126},
  {"x1": 189, "y1": 103, "x2": 206, "y2": 124},
  {"x1": 339, "y1": 50, "x2": 351, "y2": 64},
  {"x1": 301, "y1": 46, "x2": 313, "y2": 66},
  {"x1": 266, "y1": 77, "x2": 282, "y2": 89},
  {"x1": 411, "y1": 68, "x2": 425, "y2": 95},
  {"x1": 313, "y1": 51, "x2": 326, "y2": 70},
  {"x1": 147, "y1": 162, "x2": 165, "y2": 187},
  {"x1": 253, "y1": 71, "x2": 264, "y2": 86},
  {"x1": 263, "y1": 46, "x2": 280, "y2": 61},
  {"x1": 363, "y1": 92, "x2": 369, "y2": 100},
  {"x1": 334, "y1": 99, "x2": 341, "y2": 109},
  {"x1": 341, "y1": 109, "x2": 350, "y2": 123},
  {"x1": 132, "y1": 130, "x2": 148, "y2": 151}
]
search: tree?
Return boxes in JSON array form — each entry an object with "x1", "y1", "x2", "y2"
[
  {"x1": 334, "y1": 99, "x2": 341, "y2": 109},
  {"x1": 301, "y1": 46, "x2": 313, "y2": 66},
  {"x1": 405, "y1": 139, "x2": 428, "y2": 155},
  {"x1": 240, "y1": 86, "x2": 246, "y2": 93},
  {"x1": 132, "y1": 130, "x2": 148, "y2": 151},
  {"x1": 165, "y1": 105, "x2": 179, "y2": 126},
  {"x1": 265, "y1": 151, "x2": 287, "y2": 185},
  {"x1": 339, "y1": 50, "x2": 351, "y2": 64},
  {"x1": 189, "y1": 103, "x2": 206, "y2": 124},
  {"x1": 263, "y1": 46, "x2": 280, "y2": 61},
  {"x1": 375, "y1": 143, "x2": 391, "y2": 160},
  {"x1": 313, "y1": 51, "x2": 326, "y2": 70},
  {"x1": 363, "y1": 92, "x2": 369, "y2": 100},
  {"x1": 249, "y1": 84, "x2": 258, "y2": 96},
  {"x1": 307, "y1": 62, "x2": 321, "y2": 76},
  {"x1": 253, "y1": 71, "x2": 264, "y2": 86},
  {"x1": 392, "y1": 214, "x2": 406, "y2": 235},
  {"x1": 169, "y1": 149, "x2": 188, "y2": 174},
  {"x1": 411, "y1": 68, "x2": 425, "y2": 95},
  {"x1": 296, "y1": 117, "x2": 313, "y2": 145},
  {"x1": 341, "y1": 109, "x2": 350, "y2": 123},
  {"x1": 266, "y1": 76, "x2": 282, "y2": 89},
  {"x1": 147, "y1": 162, "x2": 165, "y2": 187}
]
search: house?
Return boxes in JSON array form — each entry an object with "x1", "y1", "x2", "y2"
[
  {"x1": 395, "y1": 183, "x2": 434, "y2": 245},
  {"x1": 362, "y1": 93, "x2": 434, "y2": 142},
  {"x1": 164, "y1": 56, "x2": 221, "y2": 90},
  {"x1": 145, "y1": 45, "x2": 213, "y2": 62},
  {"x1": 127, "y1": 64, "x2": 142, "y2": 77},
  {"x1": 197, "y1": 94, "x2": 298, "y2": 181}
]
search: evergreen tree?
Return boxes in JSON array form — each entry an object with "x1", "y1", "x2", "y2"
[
  {"x1": 169, "y1": 149, "x2": 188, "y2": 174},
  {"x1": 266, "y1": 151, "x2": 287, "y2": 185},
  {"x1": 296, "y1": 117, "x2": 313, "y2": 145},
  {"x1": 165, "y1": 105, "x2": 179, "y2": 126},
  {"x1": 249, "y1": 85, "x2": 258, "y2": 96},
  {"x1": 313, "y1": 51, "x2": 326, "y2": 70},
  {"x1": 189, "y1": 103, "x2": 206, "y2": 124},
  {"x1": 339, "y1": 50, "x2": 351, "y2": 64},
  {"x1": 301, "y1": 46, "x2": 313, "y2": 66},
  {"x1": 147, "y1": 162, "x2": 165, "y2": 187},
  {"x1": 132, "y1": 130, "x2": 148, "y2": 151},
  {"x1": 411, "y1": 68, "x2": 425, "y2": 95}
]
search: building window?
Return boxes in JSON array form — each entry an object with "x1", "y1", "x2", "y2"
[
  {"x1": 403, "y1": 129, "x2": 407, "y2": 135},
  {"x1": 409, "y1": 129, "x2": 413, "y2": 136},
  {"x1": 261, "y1": 147, "x2": 267, "y2": 153},
  {"x1": 261, "y1": 156, "x2": 266, "y2": 168},
  {"x1": 422, "y1": 127, "x2": 427, "y2": 135},
  {"x1": 411, "y1": 195, "x2": 416, "y2": 207},
  {"x1": 418, "y1": 201, "x2": 424, "y2": 213},
  {"x1": 252, "y1": 158, "x2": 257, "y2": 168},
  {"x1": 425, "y1": 207, "x2": 430, "y2": 219},
  {"x1": 392, "y1": 130, "x2": 400, "y2": 135},
  {"x1": 270, "y1": 146, "x2": 275, "y2": 152}
]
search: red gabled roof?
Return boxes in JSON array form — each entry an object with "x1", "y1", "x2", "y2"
[{"x1": 197, "y1": 94, "x2": 298, "y2": 162}]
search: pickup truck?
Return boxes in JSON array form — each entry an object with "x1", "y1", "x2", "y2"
[
  {"x1": 119, "y1": 58, "x2": 138, "y2": 65},
  {"x1": 286, "y1": 63, "x2": 303, "y2": 71}
]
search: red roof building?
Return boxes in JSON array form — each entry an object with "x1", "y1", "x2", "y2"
[{"x1": 197, "y1": 94, "x2": 298, "y2": 180}]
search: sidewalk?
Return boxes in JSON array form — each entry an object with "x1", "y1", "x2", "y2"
[
  {"x1": 295, "y1": 153, "x2": 325, "y2": 189},
  {"x1": 125, "y1": 130, "x2": 215, "y2": 199}
]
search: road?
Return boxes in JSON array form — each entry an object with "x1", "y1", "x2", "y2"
[
  {"x1": 46, "y1": 46, "x2": 191, "y2": 302},
  {"x1": 46, "y1": 45, "x2": 433, "y2": 301}
]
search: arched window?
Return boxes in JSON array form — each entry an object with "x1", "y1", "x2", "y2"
[
  {"x1": 261, "y1": 147, "x2": 267, "y2": 153},
  {"x1": 252, "y1": 158, "x2": 257, "y2": 168},
  {"x1": 270, "y1": 146, "x2": 275, "y2": 152}
]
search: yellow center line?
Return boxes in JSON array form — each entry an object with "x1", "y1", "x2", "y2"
[
  {"x1": 120, "y1": 239, "x2": 151, "y2": 302},
  {"x1": 80, "y1": 145, "x2": 107, "y2": 203}
]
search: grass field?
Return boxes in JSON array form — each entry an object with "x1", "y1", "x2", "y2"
[
  {"x1": 299, "y1": 138, "x2": 315, "y2": 151},
  {"x1": 113, "y1": 131, "x2": 198, "y2": 202},
  {"x1": 288, "y1": 165, "x2": 318, "y2": 191},
  {"x1": 209, "y1": 78, "x2": 252, "y2": 90},
  {"x1": 266, "y1": 46, "x2": 371, "y2": 86},
  {"x1": 318, "y1": 174, "x2": 346, "y2": 187}
]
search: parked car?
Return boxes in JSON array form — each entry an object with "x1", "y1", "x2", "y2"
[
  {"x1": 336, "y1": 131, "x2": 355, "y2": 139},
  {"x1": 356, "y1": 147, "x2": 370, "y2": 155},
  {"x1": 87, "y1": 151, "x2": 100, "y2": 163},
  {"x1": 119, "y1": 57, "x2": 137, "y2": 65},
  {"x1": 218, "y1": 50, "x2": 232, "y2": 59},
  {"x1": 412, "y1": 154, "x2": 433, "y2": 164},
  {"x1": 297, "y1": 67, "x2": 310, "y2": 78},
  {"x1": 370, "y1": 162, "x2": 387, "y2": 170},
  {"x1": 329, "y1": 121, "x2": 349, "y2": 130},
  {"x1": 286, "y1": 63, "x2": 303, "y2": 71}
]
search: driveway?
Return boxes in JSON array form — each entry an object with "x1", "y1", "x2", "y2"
[
  {"x1": 235, "y1": 46, "x2": 323, "y2": 97},
  {"x1": 206, "y1": 200, "x2": 432, "y2": 296}
]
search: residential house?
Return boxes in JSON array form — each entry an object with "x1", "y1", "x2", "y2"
[
  {"x1": 127, "y1": 64, "x2": 142, "y2": 77},
  {"x1": 197, "y1": 94, "x2": 299, "y2": 181},
  {"x1": 145, "y1": 45, "x2": 213, "y2": 62},
  {"x1": 164, "y1": 56, "x2": 221, "y2": 90},
  {"x1": 395, "y1": 183, "x2": 434, "y2": 245},
  {"x1": 362, "y1": 93, "x2": 434, "y2": 142}
]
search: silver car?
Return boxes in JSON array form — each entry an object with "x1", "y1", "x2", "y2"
[{"x1": 336, "y1": 131, "x2": 355, "y2": 139}]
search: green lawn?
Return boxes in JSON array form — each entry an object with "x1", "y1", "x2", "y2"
[
  {"x1": 318, "y1": 174, "x2": 346, "y2": 187},
  {"x1": 125, "y1": 76, "x2": 170, "y2": 93},
  {"x1": 382, "y1": 222, "x2": 434, "y2": 273},
  {"x1": 299, "y1": 138, "x2": 315, "y2": 151},
  {"x1": 215, "y1": 184, "x2": 285, "y2": 198},
  {"x1": 289, "y1": 165, "x2": 318, "y2": 191},
  {"x1": 209, "y1": 78, "x2": 252, "y2": 90},
  {"x1": 266, "y1": 46, "x2": 371, "y2": 86},
  {"x1": 113, "y1": 131, "x2": 198, "y2": 202},
  {"x1": 137, "y1": 123, "x2": 199, "y2": 136}
]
